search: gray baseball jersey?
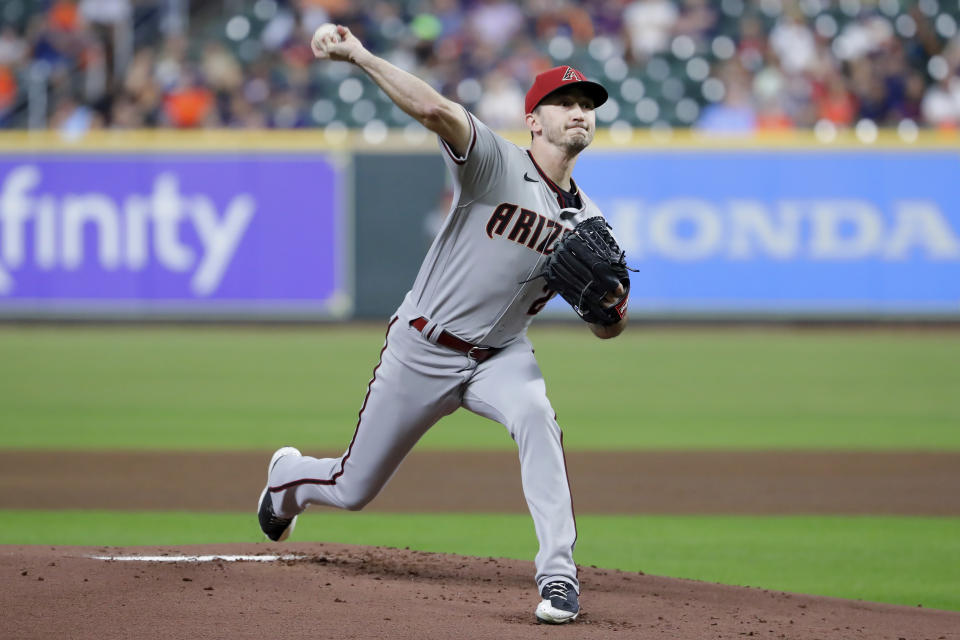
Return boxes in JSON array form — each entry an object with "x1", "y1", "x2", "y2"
[
  {"x1": 405, "y1": 110, "x2": 604, "y2": 347},
  {"x1": 266, "y1": 109, "x2": 605, "y2": 595}
]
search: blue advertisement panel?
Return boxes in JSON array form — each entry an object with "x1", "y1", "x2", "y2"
[
  {"x1": 0, "y1": 154, "x2": 345, "y2": 314},
  {"x1": 553, "y1": 149, "x2": 960, "y2": 315}
]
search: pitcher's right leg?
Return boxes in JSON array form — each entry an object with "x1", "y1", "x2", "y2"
[{"x1": 460, "y1": 338, "x2": 579, "y2": 623}]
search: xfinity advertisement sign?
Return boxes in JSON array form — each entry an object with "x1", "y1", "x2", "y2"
[
  {"x1": 0, "y1": 154, "x2": 345, "y2": 314},
  {"x1": 568, "y1": 150, "x2": 960, "y2": 314}
]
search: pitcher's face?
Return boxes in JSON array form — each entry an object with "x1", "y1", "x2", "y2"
[{"x1": 530, "y1": 87, "x2": 596, "y2": 154}]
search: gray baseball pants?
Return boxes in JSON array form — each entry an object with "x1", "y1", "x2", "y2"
[{"x1": 267, "y1": 309, "x2": 579, "y2": 593}]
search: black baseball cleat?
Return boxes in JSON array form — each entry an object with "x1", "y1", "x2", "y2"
[
  {"x1": 535, "y1": 581, "x2": 580, "y2": 624},
  {"x1": 257, "y1": 447, "x2": 301, "y2": 542}
]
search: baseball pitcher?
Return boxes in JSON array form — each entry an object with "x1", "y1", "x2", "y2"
[{"x1": 258, "y1": 23, "x2": 630, "y2": 625}]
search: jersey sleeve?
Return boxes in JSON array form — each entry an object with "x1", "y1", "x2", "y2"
[{"x1": 438, "y1": 109, "x2": 509, "y2": 200}]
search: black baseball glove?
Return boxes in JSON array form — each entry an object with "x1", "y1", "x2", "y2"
[{"x1": 540, "y1": 216, "x2": 632, "y2": 326}]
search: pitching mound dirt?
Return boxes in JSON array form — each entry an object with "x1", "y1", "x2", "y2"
[{"x1": 2, "y1": 543, "x2": 957, "y2": 640}]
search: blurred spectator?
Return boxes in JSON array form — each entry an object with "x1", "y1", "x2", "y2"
[
  {"x1": 297, "y1": 0, "x2": 332, "y2": 34},
  {"x1": 262, "y1": 7, "x2": 298, "y2": 52},
  {"x1": 878, "y1": 41, "x2": 911, "y2": 120},
  {"x1": 755, "y1": 101, "x2": 793, "y2": 131},
  {"x1": 467, "y1": 0, "x2": 525, "y2": 49},
  {"x1": 816, "y1": 72, "x2": 857, "y2": 127},
  {"x1": 50, "y1": 93, "x2": 104, "y2": 138},
  {"x1": 154, "y1": 33, "x2": 187, "y2": 90},
  {"x1": 922, "y1": 77, "x2": 960, "y2": 129},
  {"x1": 427, "y1": 0, "x2": 465, "y2": 41},
  {"x1": 79, "y1": 0, "x2": 131, "y2": 83},
  {"x1": 832, "y1": 14, "x2": 894, "y2": 62},
  {"x1": 227, "y1": 92, "x2": 268, "y2": 128},
  {"x1": 34, "y1": 2, "x2": 87, "y2": 69},
  {"x1": 502, "y1": 39, "x2": 552, "y2": 84},
  {"x1": 49, "y1": 1, "x2": 81, "y2": 33},
  {"x1": 673, "y1": 0, "x2": 716, "y2": 42},
  {"x1": 202, "y1": 42, "x2": 243, "y2": 93},
  {"x1": 752, "y1": 51, "x2": 785, "y2": 108},
  {"x1": 697, "y1": 61, "x2": 756, "y2": 134},
  {"x1": 80, "y1": 0, "x2": 131, "y2": 24},
  {"x1": 752, "y1": 51, "x2": 793, "y2": 130},
  {"x1": 736, "y1": 15, "x2": 767, "y2": 72},
  {"x1": 162, "y1": 71, "x2": 214, "y2": 127},
  {"x1": 0, "y1": 65, "x2": 17, "y2": 113},
  {"x1": 123, "y1": 47, "x2": 160, "y2": 124},
  {"x1": 898, "y1": 71, "x2": 927, "y2": 122},
  {"x1": 849, "y1": 58, "x2": 889, "y2": 124},
  {"x1": 623, "y1": 0, "x2": 678, "y2": 61},
  {"x1": 2, "y1": 0, "x2": 960, "y2": 133},
  {"x1": 769, "y1": 9, "x2": 817, "y2": 75},
  {"x1": 0, "y1": 26, "x2": 27, "y2": 65},
  {"x1": 476, "y1": 69, "x2": 525, "y2": 129},
  {"x1": 532, "y1": 0, "x2": 595, "y2": 44},
  {"x1": 269, "y1": 88, "x2": 308, "y2": 128},
  {"x1": 110, "y1": 93, "x2": 145, "y2": 128}
]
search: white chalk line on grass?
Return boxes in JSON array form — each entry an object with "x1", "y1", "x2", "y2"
[{"x1": 88, "y1": 554, "x2": 304, "y2": 563}]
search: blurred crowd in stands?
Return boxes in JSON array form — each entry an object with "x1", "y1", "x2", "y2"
[{"x1": 1, "y1": 0, "x2": 960, "y2": 136}]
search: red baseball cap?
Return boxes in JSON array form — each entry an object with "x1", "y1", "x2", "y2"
[{"x1": 525, "y1": 65, "x2": 608, "y2": 115}]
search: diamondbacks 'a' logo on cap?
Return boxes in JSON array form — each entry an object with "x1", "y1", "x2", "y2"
[{"x1": 561, "y1": 67, "x2": 582, "y2": 82}]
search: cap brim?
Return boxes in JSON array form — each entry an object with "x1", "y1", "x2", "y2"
[{"x1": 534, "y1": 80, "x2": 608, "y2": 112}]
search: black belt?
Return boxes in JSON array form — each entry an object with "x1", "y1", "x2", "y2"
[{"x1": 409, "y1": 317, "x2": 500, "y2": 363}]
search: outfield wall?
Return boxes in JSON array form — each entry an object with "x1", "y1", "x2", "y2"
[{"x1": 0, "y1": 130, "x2": 957, "y2": 320}]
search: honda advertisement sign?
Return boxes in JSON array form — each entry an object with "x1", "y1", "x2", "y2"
[{"x1": 558, "y1": 149, "x2": 960, "y2": 315}]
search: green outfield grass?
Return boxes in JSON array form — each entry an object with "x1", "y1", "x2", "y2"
[
  {"x1": 1, "y1": 326, "x2": 958, "y2": 451},
  {"x1": 2, "y1": 510, "x2": 957, "y2": 612}
]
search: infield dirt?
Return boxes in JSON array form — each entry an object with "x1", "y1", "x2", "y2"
[
  {"x1": 3, "y1": 450, "x2": 959, "y2": 514},
  {"x1": 2, "y1": 450, "x2": 959, "y2": 639}
]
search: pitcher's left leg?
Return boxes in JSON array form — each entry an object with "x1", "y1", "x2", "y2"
[{"x1": 461, "y1": 339, "x2": 579, "y2": 609}]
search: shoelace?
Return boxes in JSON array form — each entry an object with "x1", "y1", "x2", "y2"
[
  {"x1": 263, "y1": 500, "x2": 292, "y2": 529},
  {"x1": 267, "y1": 513, "x2": 292, "y2": 527},
  {"x1": 545, "y1": 582, "x2": 570, "y2": 599}
]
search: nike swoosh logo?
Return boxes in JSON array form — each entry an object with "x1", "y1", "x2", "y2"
[{"x1": 523, "y1": 173, "x2": 539, "y2": 183}]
